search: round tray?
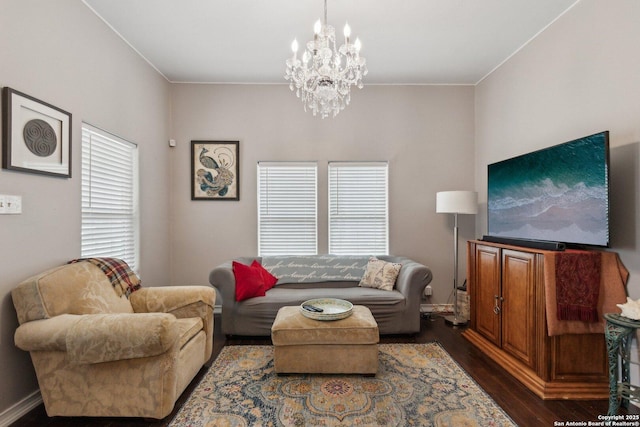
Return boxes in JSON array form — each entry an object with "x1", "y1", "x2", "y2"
[{"x1": 299, "y1": 298, "x2": 353, "y2": 321}]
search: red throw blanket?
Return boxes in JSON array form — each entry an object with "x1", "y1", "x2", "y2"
[
  {"x1": 555, "y1": 251, "x2": 601, "y2": 322},
  {"x1": 544, "y1": 251, "x2": 628, "y2": 336},
  {"x1": 69, "y1": 257, "x2": 141, "y2": 298}
]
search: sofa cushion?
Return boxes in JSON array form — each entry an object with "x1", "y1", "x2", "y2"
[
  {"x1": 359, "y1": 257, "x2": 402, "y2": 291},
  {"x1": 238, "y1": 287, "x2": 405, "y2": 313},
  {"x1": 233, "y1": 261, "x2": 266, "y2": 301}
]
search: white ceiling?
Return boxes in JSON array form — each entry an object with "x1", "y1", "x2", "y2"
[{"x1": 83, "y1": 0, "x2": 578, "y2": 85}]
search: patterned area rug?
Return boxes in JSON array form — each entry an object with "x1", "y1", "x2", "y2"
[{"x1": 170, "y1": 343, "x2": 515, "y2": 426}]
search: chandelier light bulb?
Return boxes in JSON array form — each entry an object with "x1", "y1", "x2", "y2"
[
  {"x1": 354, "y1": 38, "x2": 362, "y2": 52},
  {"x1": 344, "y1": 22, "x2": 351, "y2": 42},
  {"x1": 291, "y1": 39, "x2": 299, "y2": 53},
  {"x1": 314, "y1": 20, "x2": 322, "y2": 34}
]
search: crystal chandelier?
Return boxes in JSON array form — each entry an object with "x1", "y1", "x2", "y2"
[{"x1": 285, "y1": 0, "x2": 367, "y2": 119}]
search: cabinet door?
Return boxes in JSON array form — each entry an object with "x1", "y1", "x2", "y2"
[
  {"x1": 473, "y1": 245, "x2": 501, "y2": 346},
  {"x1": 501, "y1": 249, "x2": 536, "y2": 368}
]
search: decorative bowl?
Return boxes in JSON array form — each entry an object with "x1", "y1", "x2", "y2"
[{"x1": 299, "y1": 298, "x2": 353, "y2": 321}]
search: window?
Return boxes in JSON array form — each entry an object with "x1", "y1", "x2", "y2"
[
  {"x1": 81, "y1": 124, "x2": 139, "y2": 270},
  {"x1": 258, "y1": 162, "x2": 317, "y2": 255},
  {"x1": 328, "y1": 162, "x2": 389, "y2": 255}
]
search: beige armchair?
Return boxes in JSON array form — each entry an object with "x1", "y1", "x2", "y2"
[{"x1": 11, "y1": 260, "x2": 215, "y2": 419}]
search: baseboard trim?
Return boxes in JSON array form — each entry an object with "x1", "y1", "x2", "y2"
[
  {"x1": 0, "y1": 390, "x2": 42, "y2": 427},
  {"x1": 420, "y1": 303, "x2": 453, "y2": 314}
]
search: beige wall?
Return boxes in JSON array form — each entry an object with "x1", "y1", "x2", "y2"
[
  {"x1": 169, "y1": 83, "x2": 476, "y2": 301},
  {"x1": 475, "y1": 0, "x2": 640, "y2": 296},
  {"x1": 0, "y1": 0, "x2": 171, "y2": 417}
]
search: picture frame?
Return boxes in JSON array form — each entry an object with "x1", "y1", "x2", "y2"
[
  {"x1": 191, "y1": 140, "x2": 239, "y2": 201},
  {"x1": 2, "y1": 87, "x2": 72, "y2": 178}
]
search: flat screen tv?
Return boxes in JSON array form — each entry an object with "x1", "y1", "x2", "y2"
[{"x1": 487, "y1": 131, "x2": 610, "y2": 248}]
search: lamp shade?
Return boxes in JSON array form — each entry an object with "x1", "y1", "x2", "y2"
[{"x1": 436, "y1": 191, "x2": 478, "y2": 214}]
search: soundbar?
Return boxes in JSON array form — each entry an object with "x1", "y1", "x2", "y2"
[{"x1": 481, "y1": 235, "x2": 566, "y2": 251}]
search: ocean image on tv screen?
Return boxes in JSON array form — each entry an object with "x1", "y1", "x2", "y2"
[{"x1": 488, "y1": 132, "x2": 609, "y2": 247}]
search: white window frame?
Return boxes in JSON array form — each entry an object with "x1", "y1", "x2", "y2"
[
  {"x1": 257, "y1": 162, "x2": 318, "y2": 256},
  {"x1": 81, "y1": 123, "x2": 139, "y2": 271},
  {"x1": 328, "y1": 161, "x2": 389, "y2": 255}
]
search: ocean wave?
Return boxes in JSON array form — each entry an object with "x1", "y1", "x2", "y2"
[
  {"x1": 491, "y1": 223, "x2": 608, "y2": 246},
  {"x1": 489, "y1": 178, "x2": 607, "y2": 214}
]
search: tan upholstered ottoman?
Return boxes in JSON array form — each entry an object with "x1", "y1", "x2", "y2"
[{"x1": 271, "y1": 305, "x2": 379, "y2": 374}]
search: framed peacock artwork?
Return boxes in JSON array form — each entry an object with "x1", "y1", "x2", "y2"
[{"x1": 191, "y1": 140, "x2": 239, "y2": 201}]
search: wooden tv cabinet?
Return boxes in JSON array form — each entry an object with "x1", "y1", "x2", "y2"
[{"x1": 462, "y1": 240, "x2": 609, "y2": 400}]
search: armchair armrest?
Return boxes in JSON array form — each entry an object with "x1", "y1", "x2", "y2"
[
  {"x1": 15, "y1": 313, "x2": 179, "y2": 364},
  {"x1": 15, "y1": 314, "x2": 80, "y2": 352},
  {"x1": 130, "y1": 285, "x2": 216, "y2": 362},
  {"x1": 129, "y1": 286, "x2": 215, "y2": 318}
]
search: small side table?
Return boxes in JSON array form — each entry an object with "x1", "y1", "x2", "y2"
[{"x1": 604, "y1": 313, "x2": 640, "y2": 415}]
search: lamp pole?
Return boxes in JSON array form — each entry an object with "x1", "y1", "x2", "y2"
[{"x1": 444, "y1": 212, "x2": 465, "y2": 326}]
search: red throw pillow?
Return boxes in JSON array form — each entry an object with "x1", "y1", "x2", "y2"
[
  {"x1": 251, "y1": 260, "x2": 278, "y2": 291},
  {"x1": 233, "y1": 261, "x2": 266, "y2": 301}
]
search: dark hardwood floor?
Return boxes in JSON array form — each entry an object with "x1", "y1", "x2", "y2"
[{"x1": 11, "y1": 314, "x2": 637, "y2": 427}]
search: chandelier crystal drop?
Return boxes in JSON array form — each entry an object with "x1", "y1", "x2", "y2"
[{"x1": 285, "y1": 0, "x2": 367, "y2": 119}]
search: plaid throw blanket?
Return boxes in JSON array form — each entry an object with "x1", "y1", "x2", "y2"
[
  {"x1": 555, "y1": 251, "x2": 601, "y2": 322},
  {"x1": 69, "y1": 257, "x2": 141, "y2": 298}
]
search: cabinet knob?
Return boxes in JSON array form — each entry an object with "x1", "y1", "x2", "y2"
[{"x1": 494, "y1": 295, "x2": 501, "y2": 315}]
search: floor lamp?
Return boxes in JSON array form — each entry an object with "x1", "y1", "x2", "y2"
[{"x1": 436, "y1": 190, "x2": 478, "y2": 326}]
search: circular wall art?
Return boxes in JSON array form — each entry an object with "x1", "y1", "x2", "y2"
[{"x1": 23, "y1": 119, "x2": 57, "y2": 157}]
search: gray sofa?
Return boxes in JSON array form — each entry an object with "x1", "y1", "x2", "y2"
[{"x1": 209, "y1": 255, "x2": 432, "y2": 336}]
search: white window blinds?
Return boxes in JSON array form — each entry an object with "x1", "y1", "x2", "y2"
[
  {"x1": 328, "y1": 162, "x2": 389, "y2": 255},
  {"x1": 258, "y1": 162, "x2": 317, "y2": 255},
  {"x1": 81, "y1": 124, "x2": 139, "y2": 271}
]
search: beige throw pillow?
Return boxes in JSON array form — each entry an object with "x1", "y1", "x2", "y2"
[{"x1": 359, "y1": 257, "x2": 402, "y2": 291}]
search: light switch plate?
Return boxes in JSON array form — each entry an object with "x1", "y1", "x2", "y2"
[{"x1": 0, "y1": 194, "x2": 22, "y2": 214}]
